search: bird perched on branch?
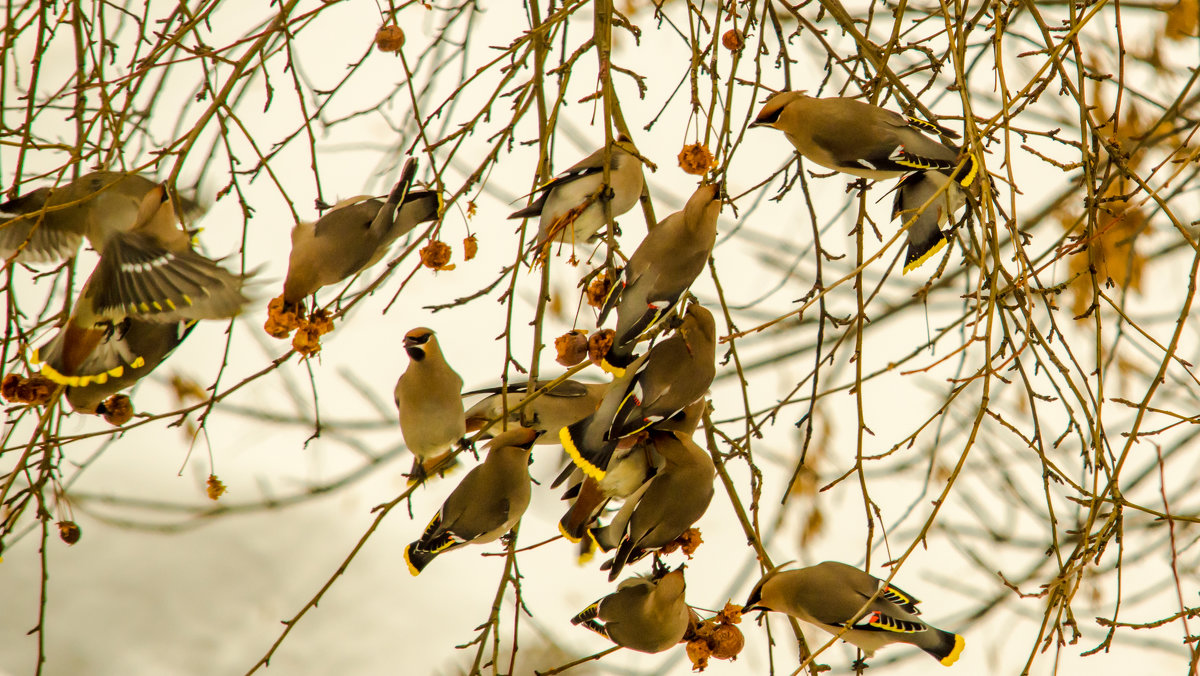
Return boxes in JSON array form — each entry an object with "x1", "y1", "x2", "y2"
[
  {"x1": 750, "y1": 92, "x2": 978, "y2": 185},
  {"x1": 597, "y1": 181, "x2": 722, "y2": 373},
  {"x1": 282, "y1": 158, "x2": 441, "y2": 310},
  {"x1": 571, "y1": 565, "x2": 692, "y2": 654},
  {"x1": 403, "y1": 427, "x2": 538, "y2": 575},
  {"x1": 463, "y1": 377, "x2": 607, "y2": 443},
  {"x1": 561, "y1": 302, "x2": 716, "y2": 481},
  {"x1": 742, "y1": 561, "x2": 966, "y2": 666},
  {"x1": 394, "y1": 327, "x2": 466, "y2": 484},
  {"x1": 32, "y1": 182, "x2": 249, "y2": 386},
  {"x1": 0, "y1": 171, "x2": 201, "y2": 264},
  {"x1": 751, "y1": 92, "x2": 980, "y2": 273},
  {"x1": 509, "y1": 135, "x2": 645, "y2": 254},
  {"x1": 591, "y1": 429, "x2": 714, "y2": 581}
]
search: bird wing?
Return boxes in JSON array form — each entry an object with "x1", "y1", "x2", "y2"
[{"x1": 88, "y1": 232, "x2": 249, "y2": 321}]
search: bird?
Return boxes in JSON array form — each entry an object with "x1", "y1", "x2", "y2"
[
  {"x1": 403, "y1": 426, "x2": 538, "y2": 575},
  {"x1": 64, "y1": 318, "x2": 196, "y2": 413},
  {"x1": 750, "y1": 92, "x2": 979, "y2": 186},
  {"x1": 0, "y1": 171, "x2": 202, "y2": 264},
  {"x1": 556, "y1": 432, "x2": 659, "y2": 545},
  {"x1": 591, "y1": 429, "x2": 715, "y2": 581},
  {"x1": 463, "y1": 377, "x2": 607, "y2": 443},
  {"x1": 742, "y1": 561, "x2": 966, "y2": 666},
  {"x1": 596, "y1": 181, "x2": 722, "y2": 372},
  {"x1": 570, "y1": 566, "x2": 692, "y2": 654},
  {"x1": 560, "y1": 302, "x2": 717, "y2": 481},
  {"x1": 891, "y1": 170, "x2": 968, "y2": 274},
  {"x1": 509, "y1": 135, "x2": 645, "y2": 253},
  {"x1": 281, "y1": 158, "x2": 441, "y2": 310},
  {"x1": 32, "y1": 183, "x2": 249, "y2": 385},
  {"x1": 394, "y1": 327, "x2": 466, "y2": 484}
]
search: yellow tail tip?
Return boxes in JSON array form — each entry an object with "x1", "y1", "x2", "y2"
[
  {"x1": 558, "y1": 428, "x2": 606, "y2": 481},
  {"x1": 903, "y1": 236, "x2": 949, "y2": 275},
  {"x1": 403, "y1": 545, "x2": 422, "y2": 577},
  {"x1": 597, "y1": 356, "x2": 625, "y2": 377},
  {"x1": 939, "y1": 634, "x2": 965, "y2": 666},
  {"x1": 558, "y1": 521, "x2": 582, "y2": 544}
]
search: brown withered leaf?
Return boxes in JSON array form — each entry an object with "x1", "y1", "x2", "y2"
[
  {"x1": 555, "y1": 330, "x2": 589, "y2": 367},
  {"x1": 206, "y1": 474, "x2": 227, "y2": 501},
  {"x1": 420, "y1": 240, "x2": 456, "y2": 271},
  {"x1": 587, "y1": 329, "x2": 615, "y2": 366},
  {"x1": 678, "y1": 143, "x2": 715, "y2": 176},
  {"x1": 1166, "y1": 0, "x2": 1198, "y2": 40},
  {"x1": 1062, "y1": 201, "x2": 1148, "y2": 319},
  {"x1": 463, "y1": 235, "x2": 478, "y2": 261}
]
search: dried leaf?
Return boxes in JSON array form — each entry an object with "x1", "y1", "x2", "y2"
[{"x1": 463, "y1": 235, "x2": 478, "y2": 261}]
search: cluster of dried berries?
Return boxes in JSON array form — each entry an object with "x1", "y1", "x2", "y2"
[
  {"x1": 684, "y1": 602, "x2": 745, "y2": 671},
  {"x1": 660, "y1": 527, "x2": 704, "y2": 558},
  {"x1": 1, "y1": 373, "x2": 55, "y2": 406}
]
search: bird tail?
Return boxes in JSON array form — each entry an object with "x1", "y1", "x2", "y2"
[
  {"x1": 559, "y1": 420, "x2": 614, "y2": 481},
  {"x1": 595, "y1": 266, "x2": 626, "y2": 326},
  {"x1": 597, "y1": 344, "x2": 636, "y2": 376},
  {"x1": 570, "y1": 601, "x2": 612, "y2": 639},
  {"x1": 403, "y1": 543, "x2": 437, "y2": 576},
  {"x1": 919, "y1": 628, "x2": 965, "y2": 666},
  {"x1": 601, "y1": 535, "x2": 644, "y2": 582},
  {"x1": 32, "y1": 324, "x2": 113, "y2": 387}
]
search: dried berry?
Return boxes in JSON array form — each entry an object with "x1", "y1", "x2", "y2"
[
  {"x1": 587, "y1": 329, "x2": 615, "y2": 366},
  {"x1": 264, "y1": 296, "x2": 301, "y2": 339},
  {"x1": 722, "y1": 28, "x2": 745, "y2": 51},
  {"x1": 555, "y1": 330, "x2": 589, "y2": 367},
  {"x1": 586, "y1": 271, "x2": 613, "y2": 309},
  {"x1": 292, "y1": 323, "x2": 324, "y2": 358},
  {"x1": 206, "y1": 474, "x2": 227, "y2": 501},
  {"x1": 57, "y1": 520, "x2": 82, "y2": 545},
  {"x1": 420, "y1": 240, "x2": 456, "y2": 271},
  {"x1": 98, "y1": 394, "x2": 133, "y2": 426},
  {"x1": 686, "y1": 638, "x2": 712, "y2": 672},
  {"x1": 678, "y1": 143, "x2": 715, "y2": 176},
  {"x1": 307, "y1": 309, "x2": 335, "y2": 336},
  {"x1": 709, "y1": 623, "x2": 745, "y2": 660},
  {"x1": 463, "y1": 235, "x2": 478, "y2": 261},
  {"x1": 661, "y1": 527, "x2": 704, "y2": 557},
  {"x1": 375, "y1": 25, "x2": 405, "y2": 53}
]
